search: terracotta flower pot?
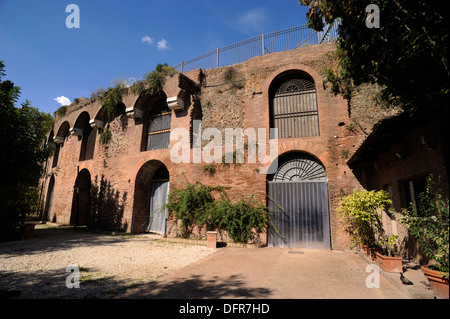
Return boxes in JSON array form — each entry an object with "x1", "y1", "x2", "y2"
[
  {"x1": 375, "y1": 252, "x2": 403, "y2": 273},
  {"x1": 362, "y1": 245, "x2": 382, "y2": 260},
  {"x1": 421, "y1": 265, "x2": 449, "y2": 299},
  {"x1": 22, "y1": 224, "x2": 35, "y2": 240},
  {"x1": 206, "y1": 231, "x2": 217, "y2": 249}
]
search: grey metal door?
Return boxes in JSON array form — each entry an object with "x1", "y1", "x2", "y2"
[
  {"x1": 147, "y1": 180, "x2": 170, "y2": 235},
  {"x1": 267, "y1": 155, "x2": 331, "y2": 249}
]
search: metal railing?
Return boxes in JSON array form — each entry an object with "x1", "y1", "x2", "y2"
[{"x1": 173, "y1": 20, "x2": 340, "y2": 73}]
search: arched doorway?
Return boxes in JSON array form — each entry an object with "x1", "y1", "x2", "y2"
[
  {"x1": 70, "y1": 169, "x2": 91, "y2": 227},
  {"x1": 267, "y1": 152, "x2": 331, "y2": 249},
  {"x1": 44, "y1": 175, "x2": 55, "y2": 221},
  {"x1": 132, "y1": 160, "x2": 170, "y2": 234},
  {"x1": 147, "y1": 165, "x2": 170, "y2": 235}
]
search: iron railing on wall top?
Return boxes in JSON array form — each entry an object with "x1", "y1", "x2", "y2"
[{"x1": 172, "y1": 20, "x2": 340, "y2": 73}]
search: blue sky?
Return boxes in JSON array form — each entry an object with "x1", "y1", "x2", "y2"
[{"x1": 0, "y1": 0, "x2": 309, "y2": 115}]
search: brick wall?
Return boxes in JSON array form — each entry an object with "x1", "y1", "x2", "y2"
[
  {"x1": 378, "y1": 124, "x2": 448, "y2": 261},
  {"x1": 40, "y1": 43, "x2": 396, "y2": 249}
]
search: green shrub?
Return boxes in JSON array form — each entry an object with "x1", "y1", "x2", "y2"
[
  {"x1": 337, "y1": 189, "x2": 396, "y2": 250},
  {"x1": 90, "y1": 87, "x2": 106, "y2": 101},
  {"x1": 223, "y1": 67, "x2": 244, "y2": 94},
  {"x1": 341, "y1": 149, "x2": 350, "y2": 159},
  {"x1": 55, "y1": 105, "x2": 68, "y2": 117},
  {"x1": 212, "y1": 197, "x2": 269, "y2": 244},
  {"x1": 165, "y1": 182, "x2": 273, "y2": 244},
  {"x1": 131, "y1": 63, "x2": 177, "y2": 96},
  {"x1": 165, "y1": 182, "x2": 225, "y2": 238},
  {"x1": 102, "y1": 81, "x2": 126, "y2": 119},
  {"x1": 145, "y1": 63, "x2": 177, "y2": 94},
  {"x1": 345, "y1": 122, "x2": 358, "y2": 132},
  {"x1": 201, "y1": 164, "x2": 217, "y2": 176}
]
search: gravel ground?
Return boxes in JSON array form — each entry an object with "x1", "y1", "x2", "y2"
[{"x1": 0, "y1": 224, "x2": 216, "y2": 299}]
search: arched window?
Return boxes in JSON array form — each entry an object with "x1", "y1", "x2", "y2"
[
  {"x1": 75, "y1": 112, "x2": 96, "y2": 161},
  {"x1": 53, "y1": 121, "x2": 70, "y2": 168},
  {"x1": 80, "y1": 124, "x2": 96, "y2": 161},
  {"x1": 146, "y1": 98, "x2": 172, "y2": 151},
  {"x1": 270, "y1": 71, "x2": 319, "y2": 138}
]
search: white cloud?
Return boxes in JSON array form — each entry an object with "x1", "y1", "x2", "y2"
[
  {"x1": 237, "y1": 8, "x2": 269, "y2": 33},
  {"x1": 141, "y1": 35, "x2": 170, "y2": 51},
  {"x1": 201, "y1": 1, "x2": 270, "y2": 35},
  {"x1": 54, "y1": 96, "x2": 71, "y2": 106},
  {"x1": 141, "y1": 35, "x2": 154, "y2": 45},
  {"x1": 125, "y1": 76, "x2": 139, "y2": 87},
  {"x1": 157, "y1": 38, "x2": 170, "y2": 51}
]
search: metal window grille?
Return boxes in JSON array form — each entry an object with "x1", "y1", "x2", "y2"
[
  {"x1": 147, "y1": 111, "x2": 172, "y2": 151},
  {"x1": 272, "y1": 157, "x2": 327, "y2": 182},
  {"x1": 271, "y1": 75, "x2": 319, "y2": 138}
]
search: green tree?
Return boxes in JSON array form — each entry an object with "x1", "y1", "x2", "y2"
[
  {"x1": 299, "y1": 0, "x2": 449, "y2": 181},
  {"x1": 0, "y1": 61, "x2": 54, "y2": 241}
]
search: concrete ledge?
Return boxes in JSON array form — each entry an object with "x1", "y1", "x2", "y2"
[
  {"x1": 358, "y1": 251, "x2": 435, "y2": 299},
  {"x1": 161, "y1": 237, "x2": 266, "y2": 248}
]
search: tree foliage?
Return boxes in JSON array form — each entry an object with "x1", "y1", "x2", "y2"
[
  {"x1": 399, "y1": 175, "x2": 449, "y2": 275},
  {"x1": 0, "y1": 61, "x2": 54, "y2": 241},
  {"x1": 299, "y1": 0, "x2": 449, "y2": 119}
]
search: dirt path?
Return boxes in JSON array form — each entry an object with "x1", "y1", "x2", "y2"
[{"x1": 0, "y1": 224, "x2": 215, "y2": 299}]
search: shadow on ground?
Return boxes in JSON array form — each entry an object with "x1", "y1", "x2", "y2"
[
  {"x1": 122, "y1": 274, "x2": 272, "y2": 299},
  {"x1": 0, "y1": 226, "x2": 132, "y2": 258},
  {"x1": 0, "y1": 226, "x2": 147, "y2": 299},
  {"x1": 1, "y1": 226, "x2": 271, "y2": 299},
  {"x1": 0, "y1": 267, "x2": 142, "y2": 299},
  {"x1": 1, "y1": 269, "x2": 271, "y2": 299}
]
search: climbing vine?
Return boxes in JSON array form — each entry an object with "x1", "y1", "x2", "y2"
[{"x1": 99, "y1": 128, "x2": 112, "y2": 146}]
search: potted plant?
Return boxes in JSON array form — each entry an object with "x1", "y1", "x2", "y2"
[
  {"x1": 400, "y1": 175, "x2": 449, "y2": 299},
  {"x1": 375, "y1": 232, "x2": 403, "y2": 273},
  {"x1": 337, "y1": 189, "x2": 392, "y2": 260}
]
